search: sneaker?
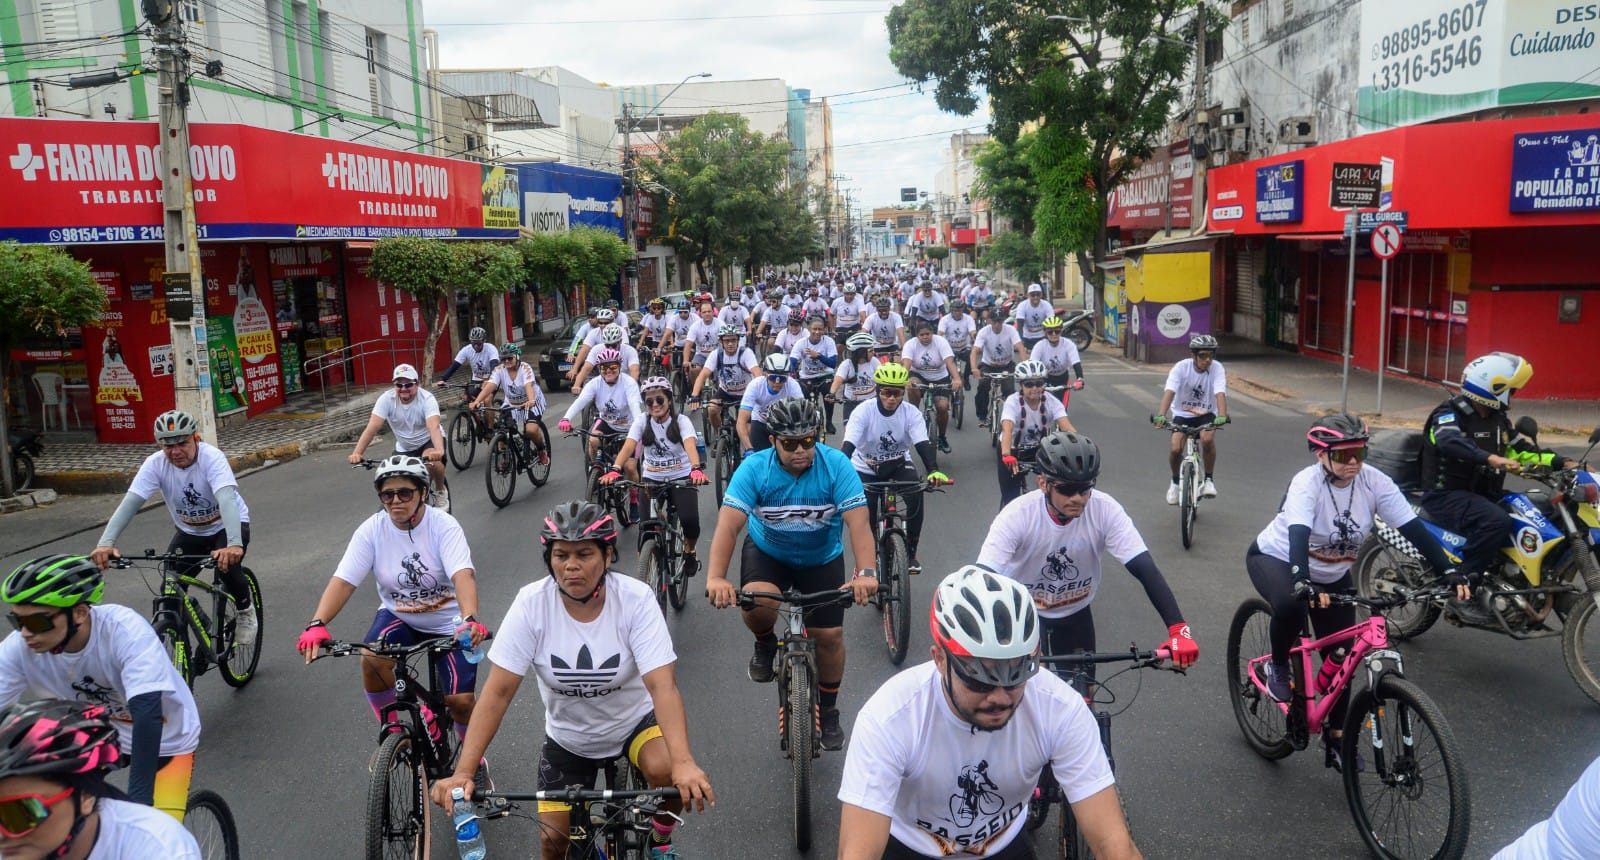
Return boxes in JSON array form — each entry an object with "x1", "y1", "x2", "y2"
[
  {"x1": 908, "y1": 557, "x2": 922, "y2": 575},
  {"x1": 474, "y1": 757, "x2": 509, "y2": 819},
  {"x1": 1202, "y1": 478, "x2": 1218, "y2": 498},
  {"x1": 1262, "y1": 661, "x2": 1293, "y2": 703},
  {"x1": 937, "y1": 436, "x2": 951, "y2": 454},
  {"x1": 978, "y1": 419, "x2": 990, "y2": 429},
  {"x1": 231, "y1": 603, "x2": 258, "y2": 649},
  {"x1": 432, "y1": 487, "x2": 450, "y2": 510},
  {"x1": 826, "y1": 423, "x2": 838, "y2": 435},
  {"x1": 819, "y1": 707, "x2": 845, "y2": 751},
  {"x1": 680, "y1": 555, "x2": 700, "y2": 579},
  {"x1": 1323, "y1": 736, "x2": 1366, "y2": 774},
  {"x1": 1165, "y1": 483, "x2": 1180, "y2": 505},
  {"x1": 536, "y1": 448, "x2": 550, "y2": 466},
  {"x1": 748, "y1": 638, "x2": 778, "y2": 683}
]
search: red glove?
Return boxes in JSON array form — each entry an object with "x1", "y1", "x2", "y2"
[
  {"x1": 296, "y1": 624, "x2": 331, "y2": 655},
  {"x1": 1002, "y1": 454, "x2": 1018, "y2": 471},
  {"x1": 689, "y1": 469, "x2": 707, "y2": 484},
  {"x1": 1072, "y1": 379, "x2": 1085, "y2": 390},
  {"x1": 454, "y1": 618, "x2": 488, "y2": 643},
  {"x1": 557, "y1": 419, "x2": 573, "y2": 432},
  {"x1": 1165, "y1": 623, "x2": 1198, "y2": 668}
]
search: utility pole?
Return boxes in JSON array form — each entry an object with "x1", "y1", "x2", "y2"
[
  {"x1": 149, "y1": 0, "x2": 216, "y2": 442},
  {"x1": 621, "y1": 101, "x2": 637, "y2": 310}
]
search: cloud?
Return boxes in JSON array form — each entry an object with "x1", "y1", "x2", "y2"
[{"x1": 429, "y1": 0, "x2": 989, "y2": 212}]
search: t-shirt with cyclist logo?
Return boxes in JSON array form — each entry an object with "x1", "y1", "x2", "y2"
[
  {"x1": 843, "y1": 401, "x2": 927, "y2": 472},
  {"x1": 802, "y1": 298, "x2": 830, "y2": 319},
  {"x1": 332, "y1": 507, "x2": 475, "y2": 635},
  {"x1": 974, "y1": 324, "x2": 1023, "y2": 366},
  {"x1": 453, "y1": 343, "x2": 501, "y2": 380},
  {"x1": 709, "y1": 347, "x2": 759, "y2": 396},
  {"x1": 738, "y1": 376, "x2": 804, "y2": 424},
  {"x1": 722, "y1": 445, "x2": 866, "y2": 568},
  {"x1": 838, "y1": 662, "x2": 1112, "y2": 858},
  {"x1": 1013, "y1": 300, "x2": 1052, "y2": 340},
  {"x1": 627, "y1": 413, "x2": 698, "y2": 481},
  {"x1": 1255, "y1": 464, "x2": 1417, "y2": 584},
  {"x1": 790, "y1": 335, "x2": 838, "y2": 380},
  {"x1": 774, "y1": 327, "x2": 806, "y2": 356},
  {"x1": 718, "y1": 304, "x2": 750, "y2": 331},
  {"x1": 129, "y1": 442, "x2": 250, "y2": 536},
  {"x1": 488, "y1": 574, "x2": 676, "y2": 759},
  {"x1": 831, "y1": 296, "x2": 866, "y2": 328},
  {"x1": 566, "y1": 375, "x2": 644, "y2": 433},
  {"x1": 866, "y1": 312, "x2": 904, "y2": 348},
  {"x1": 488, "y1": 362, "x2": 545, "y2": 416},
  {"x1": 1030, "y1": 338, "x2": 1081, "y2": 377},
  {"x1": 758, "y1": 303, "x2": 792, "y2": 332},
  {"x1": 1001, "y1": 393, "x2": 1067, "y2": 452},
  {"x1": 977, "y1": 490, "x2": 1148, "y2": 619},
  {"x1": 902, "y1": 335, "x2": 955, "y2": 381},
  {"x1": 904, "y1": 292, "x2": 947, "y2": 323},
  {"x1": 639, "y1": 313, "x2": 670, "y2": 343},
  {"x1": 667, "y1": 314, "x2": 695, "y2": 342},
  {"x1": 1163, "y1": 357, "x2": 1227, "y2": 419},
  {"x1": 938, "y1": 315, "x2": 976, "y2": 353},
  {"x1": 372, "y1": 386, "x2": 442, "y2": 452},
  {"x1": 834, "y1": 357, "x2": 881, "y2": 403},
  {"x1": 685, "y1": 318, "x2": 723, "y2": 356}
]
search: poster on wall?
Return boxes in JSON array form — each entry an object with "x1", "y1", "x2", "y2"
[
  {"x1": 1256, "y1": 160, "x2": 1304, "y2": 223},
  {"x1": 86, "y1": 325, "x2": 144, "y2": 440},
  {"x1": 481, "y1": 165, "x2": 521, "y2": 230},
  {"x1": 1509, "y1": 126, "x2": 1600, "y2": 212},
  {"x1": 205, "y1": 316, "x2": 248, "y2": 415},
  {"x1": 280, "y1": 341, "x2": 303, "y2": 395},
  {"x1": 147, "y1": 344, "x2": 173, "y2": 378},
  {"x1": 229, "y1": 255, "x2": 283, "y2": 409}
]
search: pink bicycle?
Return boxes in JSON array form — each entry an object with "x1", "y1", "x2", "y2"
[{"x1": 1226, "y1": 585, "x2": 1470, "y2": 860}]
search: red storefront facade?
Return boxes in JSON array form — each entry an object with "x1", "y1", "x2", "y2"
[
  {"x1": 1204, "y1": 114, "x2": 1600, "y2": 400},
  {"x1": 1, "y1": 117, "x2": 518, "y2": 442}
]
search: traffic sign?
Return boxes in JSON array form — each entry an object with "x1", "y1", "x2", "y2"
[
  {"x1": 1356, "y1": 209, "x2": 1407, "y2": 233},
  {"x1": 1371, "y1": 223, "x2": 1402, "y2": 259}
]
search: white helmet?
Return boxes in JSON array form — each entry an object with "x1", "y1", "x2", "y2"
[
  {"x1": 762, "y1": 352, "x2": 795, "y2": 375},
  {"x1": 1014, "y1": 360, "x2": 1048, "y2": 382},
  {"x1": 152, "y1": 409, "x2": 198, "y2": 443},
  {"x1": 594, "y1": 308, "x2": 617, "y2": 323},
  {"x1": 372, "y1": 454, "x2": 428, "y2": 490},
  {"x1": 930, "y1": 566, "x2": 1039, "y2": 687},
  {"x1": 1460, "y1": 352, "x2": 1532, "y2": 410},
  {"x1": 601, "y1": 323, "x2": 626, "y2": 346}
]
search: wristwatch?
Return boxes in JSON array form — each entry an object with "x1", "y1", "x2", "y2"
[{"x1": 855, "y1": 568, "x2": 878, "y2": 579}]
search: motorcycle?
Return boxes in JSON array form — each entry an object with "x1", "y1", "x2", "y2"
[
  {"x1": 8, "y1": 429, "x2": 43, "y2": 491},
  {"x1": 1355, "y1": 419, "x2": 1600, "y2": 704},
  {"x1": 1061, "y1": 308, "x2": 1094, "y2": 352}
]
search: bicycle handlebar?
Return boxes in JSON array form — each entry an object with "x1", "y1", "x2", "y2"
[
  {"x1": 1038, "y1": 646, "x2": 1172, "y2": 667},
  {"x1": 483, "y1": 787, "x2": 680, "y2": 803},
  {"x1": 735, "y1": 588, "x2": 856, "y2": 611},
  {"x1": 311, "y1": 635, "x2": 490, "y2": 664},
  {"x1": 861, "y1": 479, "x2": 945, "y2": 494},
  {"x1": 1295, "y1": 581, "x2": 1456, "y2": 611},
  {"x1": 607, "y1": 478, "x2": 699, "y2": 490},
  {"x1": 106, "y1": 550, "x2": 217, "y2": 570}
]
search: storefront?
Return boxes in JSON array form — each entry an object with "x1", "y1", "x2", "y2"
[
  {"x1": 1106, "y1": 140, "x2": 1202, "y2": 361},
  {"x1": 1204, "y1": 113, "x2": 1600, "y2": 399},
  {"x1": 1, "y1": 117, "x2": 519, "y2": 442}
]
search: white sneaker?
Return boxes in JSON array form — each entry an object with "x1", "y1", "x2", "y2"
[
  {"x1": 1165, "y1": 483, "x2": 1179, "y2": 505},
  {"x1": 231, "y1": 604, "x2": 258, "y2": 648},
  {"x1": 1202, "y1": 478, "x2": 1218, "y2": 498},
  {"x1": 432, "y1": 487, "x2": 450, "y2": 510}
]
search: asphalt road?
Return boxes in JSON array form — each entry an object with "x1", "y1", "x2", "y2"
[{"x1": 4, "y1": 350, "x2": 1597, "y2": 859}]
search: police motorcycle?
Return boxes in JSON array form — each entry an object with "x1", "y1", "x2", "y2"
[{"x1": 1354, "y1": 419, "x2": 1600, "y2": 704}]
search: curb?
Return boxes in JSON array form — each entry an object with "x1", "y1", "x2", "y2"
[
  {"x1": 0, "y1": 489, "x2": 58, "y2": 513},
  {"x1": 1231, "y1": 375, "x2": 1298, "y2": 401}
]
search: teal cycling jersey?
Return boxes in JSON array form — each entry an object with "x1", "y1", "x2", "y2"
[{"x1": 723, "y1": 445, "x2": 867, "y2": 567}]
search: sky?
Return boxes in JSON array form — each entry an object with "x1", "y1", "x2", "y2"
[{"x1": 427, "y1": 0, "x2": 991, "y2": 214}]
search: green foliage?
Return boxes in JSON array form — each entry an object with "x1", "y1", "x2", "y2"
[
  {"x1": 972, "y1": 136, "x2": 1038, "y2": 232},
  {"x1": 0, "y1": 241, "x2": 105, "y2": 345},
  {"x1": 572, "y1": 227, "x2": 633, "y2": 292},
  {"x1": 367, "y1": 238, "x2": 520, "y2": 373},
  {"x1": 1026, "y1": 126, "x2": 1100, "y2": 257},
  {"x1": 923, "y1": 245, "x2": 950, "y2": 261},
  {"x1": 980, "y1": 230, "x2": 1045, "y2": 281},
  {"x1": 517, "y1": 226, "x2": 633, "y2": 300}
]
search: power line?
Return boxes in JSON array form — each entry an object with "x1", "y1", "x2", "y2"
[{"x1": 429, "y1": 9, "x2": 890, "y2": 27}]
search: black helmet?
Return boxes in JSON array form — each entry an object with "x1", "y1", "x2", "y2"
[
  {"x1": 1034, "y1": 431, "x2": 1101, "y2": 483},
  {"x1": 1306, "y1": 413, "x2": 1371, "y2": 452},
  {"x1": 539, "y1": 500, "x2": 619, "y2": 548},
  {"x1": 763, "y1": 397, "x2": 822, "y2": 437},
  {"x1": 2, "y1": 555, "x2": 104, "y2": 608},
  {"x1": 0, "y1": 699, "x2": 123, "y2": 779}
]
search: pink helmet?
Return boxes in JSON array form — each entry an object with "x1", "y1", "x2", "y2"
[
  {"x1": 641, "y1": 376, "x2": 672, "y2": 395},
  {"x1": 591, "y1": 347, "x2": 622, "y2": 367}
]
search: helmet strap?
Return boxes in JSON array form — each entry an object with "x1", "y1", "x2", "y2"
[
  {"x1": 49, "y1": 793, "x2": 96, "y2": 860},
  {"x1": 559, "y1": 570, "x2": 608, "y2": 605},
  {"x1": 1043, "y1": 490, "x2": 1076, "y2": 526},
  {"x1": 52, "y1": 606, "x2": 85, "y2": 656}
]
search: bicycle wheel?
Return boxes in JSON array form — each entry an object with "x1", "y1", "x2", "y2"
[
  {"x1": 1225, "y1": 598, "x2": 1293, "y2": 759},
  {"x1": 527, "y1": 420, "x2": 553, "y2": 487},
  {"x1": 1342, "y1": 676, "x2": 1470, "y2": 860},
  {"x1": 1178, "y1": 458, "x2": 1197, "y2": 549},
  {"x1": 988, "y1": 398, "x2": 1001, "y2": 448},
  {"x1": 184, "y1": 789, "x2": 241, "y2": 860},
  {"x1": 1562, "y1": 583, "x2": 1600, "y2": 707},
  {"x1": 665, "y1": 526, "x2": 689, "y2": 612},
  {"x1": 1058, "y1": 800, "x2": 1090, "y2": 860},
  {"x1": 1353, "y1": 537, "x2": 1441, "y2": 641},
  {"x1": 638, "y1": 536, "x2": 666, "y2": 609},
  {"x1": 365, "y1": 731, "x2": 429, "y2": 860},
  {"x1": 155, "y1": 617, "x2": 194, "y2": 689},
  {"x1": 446, "y1": 411, "x2": 476, "y2": 471},
  {"x1": 485, "y1": 436, "x2": 517, "y2": 508},
  {"x1": 713, "y1": 442, "x2": 732, "y2": 508},
  {"x1": 219, "y1": 568, "x2": 263, "y2": 688},
  {"x1": 789, "y1": 662, "x2": 815, "y2": 853},
  {"x1": 881, "y1": 531, "x2": 912, "y2": 665},
  {"x1": 953, "y1": 388, "x2": 965, "y2": 430}
]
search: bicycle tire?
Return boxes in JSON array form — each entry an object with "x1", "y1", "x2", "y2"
[
  {"x1": 365, "y1": 731, "x2": 428, "y2": 860},
  {"x1": 183, "y1": 789, "x2": 241, "y2": 860},
  {"x1": 1179, "y1": 459, "x2": 1196, "y2": 549},
  {"x1": 988, "y1": 398, "x2": 1002, "y2": 448},
  {"x1": 666, "y1": 527, "x2": 689, "y2": 612},
  {"x1": 12, "y1": 453, "x2": 33, "y2": 491},
  {"x1": 1225, "y1": 598, "x2": 1294, "y2": 759},
  {"x1": 1342, "y1": 675, "x2": 1470, "y2": 860},
  {"x1": 447, "y1": 410, "x2": 476, "y2": 471},
  {"x1": 1025, "y1": 767, "x2": 1054, "y2": 831},
  {"x1": 218, "y1": 568, "x2": 263, "y2": 688},
  {"x1": 586, "y1": 463, "x2": 604, "y2": 506},
  {"x1": 881, "y1": 531, "x2": 912, "y2": 665},
  {"x1": 155, "y1": 617, "x2": 194, "y2": 689},
  {"x1": 1563, "y1": 586, "x2": 1600, "y2": 707},
  {"x1": 953, "y1": 388, "x2": 965, "y2": 430},
  {"x1": 714, "y1": 441, "x2": 732, "y2": 508},
  {"x1": 1058, "y1": 799, "x2": 1090, "y2": 860},
  {"x1": 527, "y1": 419, "x2": 553, "y2": 487},
  {"x1": 485, "y1": 436, "x2": 517, "y2": 508},
  {"x1": 638, "y1": 536, "x2": 665, "y2": 610},
  {"x1": 613, "y1": 761, "x2": 649, "y2": 860},
  {"x1": 1353, "y1": 537, "x2": 1441, "y2": 641},
  {"x1": 789, "y1": 661, "x2": 815, "y2": 853}
]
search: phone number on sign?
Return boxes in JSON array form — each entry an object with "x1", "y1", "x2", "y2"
[
  {"x1": 1373, "y1": 0, "x2": 1489, "y2": 60},
  {"x1": 1373, "y1": 35, "x2": 1483, "y2": 93}
]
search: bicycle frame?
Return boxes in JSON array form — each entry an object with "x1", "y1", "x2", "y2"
[
  {"x1": 1243, "y1": 611, "x2": 1401, "y2": 735},
  {"x1": 319, "y1": 640, "x2": 460, "y2": 779}
]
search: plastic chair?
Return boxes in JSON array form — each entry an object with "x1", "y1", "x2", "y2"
[{"x1": 32, "y1": 372, "x2": 70, "y2": 431}]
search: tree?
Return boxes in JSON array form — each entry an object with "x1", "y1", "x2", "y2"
[
  {"x1": 923, "y1": 245, "x2": 950, "y2": 261},
  {"x1": 972, "y1": 135, "x2": 1039, "y2": 233},
  {"x1": 367, "y1": 238, "x2": 520, "y2": 376},
  {"x1": 979, "y1": 229, "x2": 1045, "y2": 283},
  {"x1": 517, "y1": 227, "x2": 633, "y2": 311},
  {"x1": 0, "y1": 242, "x2": 106, "y2": 496}
]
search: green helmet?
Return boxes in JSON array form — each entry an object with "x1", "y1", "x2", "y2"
[
  {"x1": 2, "y1": 555, "x2": 104, "y2": 608},
  {"x1": 501, "y1": 342, "x2": 521, "y2": 357}
]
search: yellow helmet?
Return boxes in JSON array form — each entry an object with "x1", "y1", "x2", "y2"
[{"x1": 874, "y1": 363, "x2": 910, "y2": 387}]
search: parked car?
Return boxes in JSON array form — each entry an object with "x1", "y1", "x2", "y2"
[
  {"x1": 639, "y1": 290, "x2": 692, "y2": 313},
  {"x1": 537, "y1": 310, "x2": 643, "y2": 391}
]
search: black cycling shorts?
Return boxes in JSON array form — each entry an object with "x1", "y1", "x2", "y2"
[
  {"x1": 739, "y1": 538, "x2": 848, "y2": 628},
  {"x1": 536, "y1": 711, "x2": 662, "y2": 812},
  {"x1": 1171, "y1": 413, "x2": 1216, "y2": 430}
]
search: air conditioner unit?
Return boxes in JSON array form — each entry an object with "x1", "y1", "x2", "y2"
[
  {"x1": 1218, "y1": 107, "x2": 1249, "y2": 130},
  {"x1": 1207, "y1": 128, "x2": 1228, "y2": 155},
  {"x1": 1279, "y1": 116, "x2": 1317, "y2": 144},
  {"x1": 1229, "y1": 128, "x2": 1249, "y2": 153}
]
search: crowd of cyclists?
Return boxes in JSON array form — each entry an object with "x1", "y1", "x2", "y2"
[{"x1": 1, "y1": 257, "x2": 1595, "y2": 859}]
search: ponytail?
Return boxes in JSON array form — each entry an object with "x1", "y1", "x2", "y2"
[{"x1": 639, "y1": 411, "x2": 684, "y2": 449}]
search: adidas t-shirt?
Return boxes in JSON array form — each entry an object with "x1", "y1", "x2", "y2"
[
  {"x1": 843, "y1": 401, "x2": 927, "y2": 472},
  {"x1": 128, "y1": 442, "x2": 249, "y2": 536},
  {"x1": 1255, "y1": 465, "x2": 1417, "y2": 584},
  {"x1": 489, "y1": 574, "x2": 676, "y2": 759},
  {"x1": 332, "y1": 507, "x2": 475, "y2": 635},
  {"x1": 87, "y1": 798, "x2": 202, "y2": 859},
  {"x1": 977, "y1": 490, "x2": 1148, "y2": 619}
]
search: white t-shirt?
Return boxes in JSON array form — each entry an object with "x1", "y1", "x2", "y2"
[
  {"x1": 1030, "y1": 338, "x2": 1081, "y2": 377},
  {"x1": 790, "y1": 335, "x2": 838, "y2": 380},
  {"x1": 938, "y1": 315, "x2": 977, "y2": 352},
  {"x1": 128, "y1": 443, "x2": 249, "y2": 536},
  {"x1": 1255, "y1": 465, "x2": 1418, "y2": 584},
  {"x1": 667, "y1": 314, "x2": 695, "y2": 341},
  {"x1": 1001, "y1": 393, "x2": 1068, "y2": 451},
  {"x1": 685, "y1": 317, "x2": 722, "y2": 356},
  {"x1": 832, "y1": 296, "x2": 866, "y2": 328},
  {"x1": 977, "y1": 490, "x2": 1149, "y2": 618},
  {"x1": 488, "y1": 574, "x2": 676, "y2": 759},
  {"x1": 844, "y1": 401, "x2": 927, "y2": 471},
  {"x1": 1014, "y1": 300, "x2": 1052, "y2": 339},
  {"x1": 802, "y1": 298, "x2": 830, "y2": 319},
  {"x1": 488, "y1": 362, "x2": 545, "y2": 415},
  {"x1": 904, "y1": 292, "x2": 947, "y2": 322},
  {"x1": 835, "y1": 357, "x2": 881, "y2": 402},
  {"x1": 838, "y1": 662, "x2": 1112, "y2": 858},
  {"x1": 866, "y1": 312, "x2": 904, "y2": 347},
  {"x1": 608, "y1": 343, "x2": 641, "y2": 370},
  {"x1": 565, "y1": 375, "x2": 644, "y2": 432},
  {"x1": 774, "y1": 326, "x2": 807, "y2": 355},
  {"x1": 903, "y1": 335, "x2": 955, "y2": 381},
  {"x1": 332, "y1": 508, "x2": 475, "y2": 635},
  {"x1": 628, "y1": 413, "x2": 698, "y2": 481},
  {"x1": 452, "y1": 343, "x2": 501, "y2": 380},
  {"x1": 0, "y1": 604, "x2": 201, "y2": 756},
  {"x1": 373, "y1": 387, "x2": 442, "y2": 452},
  {"x1": 974, "y1": 324, "x2": 1023, "y2": 366},
  {"x1": 1164, "y1": 358, "x2": 1227, "y2": 418},
  {"x1": 705, "y1": 347, "x2": 759, "y2": 395},
  {"x1": 581, "y1": 326, "x2": 606, "y2": 350},
  {"x1": 739, "y1": 377, "x2": 804, "y2": 424},
  {"x1": 759, "y1": 304, "x2": 793, "y2": 332},
  {"x1": 639, "y1": 312, "x2": 670, "y2": 342},
  {"x1": 1494, "y1": 754, "x2": 1600, "y2": 860},
  {"x1": 87, "y1": 798, "x2": 202, "y2": 860},
  {"x1": 718, "y1": 304, "x2": 750, "y2": 330}
]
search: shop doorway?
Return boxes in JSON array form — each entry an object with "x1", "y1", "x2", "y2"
[{"x1": 1385, "y1": 254, "x2": 1466, "y2": 384}]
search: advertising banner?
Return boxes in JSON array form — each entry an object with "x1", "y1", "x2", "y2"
[
  {"x1": 1358, "y1": 0, "x2": 1600, "y2": 131},
  {"x1": 1509, "y1": 126, "x2": 1600, "y2": 212},
  {"x1": 1256, "y1": 160, "x2": 1304, "y2": 223},
  {"x1": 205, "y1": 315, "x2": 248, "y2": 415},
  {"x1": 516, "y1": 162, "x2": 625, "y2": 236},
  {"x1": 480, "y1": 164, "x2": 521, "y2": 230},
  {"x1": 1107, "y1": 140, "x2": 1194, "y2": 230}
]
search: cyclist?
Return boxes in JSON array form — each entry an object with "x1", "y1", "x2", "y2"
[
  {"x1": 737, "y1": 354, "x2": 805, "y2": 455},
  {"x1": 773, "y1": 313, "x2": 808, "y2": 358},
  {"x1": 604, "y1": 377, "x2": 710, "y2": 576},
  {"x1": 468, "y1": 343, "x2": 548, "y2": 460},
  {"x1": 572, "y1": 323, "x2": 640, "y2": 391},
  {"x1": 937, "y1": 300, "x2": 977, "y2": 389},
  {"x1": 830, "y1": 332, "x2": 881, "y2": 424},
  {"x1": 1013, "y1": 284, "x2": 1052, "y2": 351},
  {"x1": 718, "y1": 294, "x2": 751, "y2": 335},
  {"x1": 1153, "y1": 334, "x2": 1229, "y2": 504},
  {"x1": 838, "y1": 567, "x2": 1139, "y2": 860},
  {"x1": 1248, "y1": 414, "x2": 1467, "y2": 770},
  {"x1": 840, "y1": 363, "x2": 953, "y2": 575},
  {"x1": 791, "y1": 314, "x2": 840, "y2": 434},
  {"x1": 637, "y1": 297, "x2": 673, "y2": 368},
  {"x1": 802, "y1": 286, "x2": 830, "y2": 321},
  {"x1": 831, "y1": 282, "x2": 867, "y2": 344},
  {"x1": 567, "y1": 307, "x2": 618, "y2": 387},
  {"x1": 1495, "y1": 753, "x2": 1600, "y2": 859},
  {"x1": 901, "y1": 321, "x2": 962, "y2": 454},
  {"x1": 295, "y1": 455, "x2": 493, "y2": 795},
  {"x1": 0, "y1": 699, "x2": 202, "y2": 857},
  {"x1": 866, "y1": 296, "x2": 906, "y2": 352},
  {"x1": 751, "y1": 290, "x2": 791, "y2": 352},
  {"x1": 681, "y1": 301, "x2": 723, "y2": 374},
  {"x1": 740, "y1": 279, "x2": 761, "y2": 309},
  {"x1": 997, "y1": 360, "x2": 1075, "y2": 510},
  {"x1": 667, "y1": 299, "x2": 696, "y2": 356},
  {"x1": 434, "y1": 326, "x2": 499, "y2": 396},
  {"x1": 429, "y1": 502, "x2": 714, "y2": 860},
  {"x1": 902, "y1": 280, "x2": 946, "y2": 328},
  {"x1": 977, "y1": 431, "x2": 1198, "y2": 681},
  {"x1": 558, "y1": 348, "x2": 645, "y2": 465},
  {"x1": 705, "y1": 398, "x2": 878, "y2": 751},
  {"x1": 0, "y1": 556, "x2": 202, "y2": 820},
  {"x1": 782, "y1": 282, "x2": 805, "y2": 310},
  {"x1": 89, "y1": 410, "x2": 256, "y2": 646},
  {"x1": 1030, "y1": 316, "x2": 1084, "y2": 404},
  {"x1": 688, "y1": 325, "x2": 761, "y2": 438},
  {"x1": 348, "y1": 363, "x2": 449, "y2": 509},
  {"x1": 972, "y1": 307, "x2": 1026, "y2": 429},
  {"x1": 965, "y1": 276, "x2": 995, "y2": 311}
]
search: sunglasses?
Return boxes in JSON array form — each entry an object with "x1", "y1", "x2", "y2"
[
  {"x1": 777, "y1": 435, "x2": 818, "y2": 452},
  {"x1": 501, "y1": 357, "x2": 518, "y2": 364},
  {"x1": 767, "y1": 375, "x2": 789, "y2": 384},
  {"x1": 0, "y1": 787, "x2": 73, "y2": 838},
  {"x1": 394, "y1": 381, "x2": 417, "y2": 390},
  {"x1": 6, "y1": 610, "x2": 63, "y2": 635},
  {"x1": 378, "y1": 488, "x2": 417, "y2": 503},
  {"x1": 645, "y1": 396, "x2": 671, "y2": 407},
  {"x1": 878, "y1": 387, "x2": 905, "y2": 397},
  {"x1": 1326, "y1": 447, "x2": 1368, "y2": 464},
  {"x1": 598, "y1": 363, "x2": 622, "y2": 372},
  {"x1": 1193, "y1": 351, "x2": 1215, "y2": 360},
  {"x1": 1049, "y1": 480, "x2": 1095, "y2": 498},
  {"x1": 1020, "y1": 380, "x2": 1044, "y2": 389},
  {"x1": 950, "y1": 659, "x2": 1027, "y2": 695}
]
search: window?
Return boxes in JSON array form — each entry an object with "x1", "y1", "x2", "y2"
[
  {"x1": 365, "y1": 29, "x2": 390, "y2": 118},
  {"x1": 265, "y1": 0, "x2": 290, "y2": 96},
  {"x1": 365, "y1": 31, "x2": 377, "y2": 74},
  {"x1": 292, "y1": 2, "x2": 315, "y2": 99}
]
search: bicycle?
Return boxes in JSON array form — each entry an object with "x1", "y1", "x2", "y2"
[
  {"x1": 980, "y1": 372, "x2": 1013, "y2": 449},
  {"x1": 735, "y1": 588, "x2": 855, "y2": 853},
  {"x1": 612, "y1": 478, "x2": 696, "y2": 612},
  {"x1": 799, "y1": 378, "x2": 832, "y2": 443},
  {"x1": 569, "y1": 428, "x2": 633, "y2": 527},
  {"x1": 1226, "y1": 585, "x2": 1470, "y2": 860},
  {"x1": 483, "y1": 779, "x2": 681, "y2": 860},
  {"x1": 484, "y1": 405, "x2": 553, "y2": 508},
  {"x1": 697, "y1": 394, "x2": 743, "y2": 508},
  {"x1": 355, "y1": 457, "x2": 450, "y2": 513},
  {"x1": 443, "y1": 382, "x2": 492, "y2": 471},
  {"x1": 1151, "y1": 419, "x2": 1224, "y2": 550},
  {"x1": 313, "y1": 637, "x2": 501, "y2": 860},
  {"x1": 860, "y1": 477, "x2": 942, "y2": 665},
  {"x1": 950, "y1": 353, "x2": 971, "y2": 430},
  {"x1": 912, "y1": 380, "x2": 954, "y2": 441},
  {"x1": 1024, "y1": 646, "x2": 1177, "y2": 860},
  {"x1": 184, "y1": 788, "x2": 242, "y2": 860},
  {"x1": 109, "y1": 550, "x2": 263, "y2": 691}
]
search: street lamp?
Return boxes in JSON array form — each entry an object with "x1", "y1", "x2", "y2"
[{"x1": 622, "y1": 72, "x2": 711, "y2": 307}]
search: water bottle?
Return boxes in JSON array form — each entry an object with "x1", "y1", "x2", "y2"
[
  {"x1": 418, "y1": 702, "x2": 443, "y2": 745},
  {"x1": 454, "y1": 614, "x2": 486, "y2": 664},
  {"x1": 1315, "y1": 647, "x2": 1348, "y2": 694},
  {"x1": 451, "y1": 787, "x2": 487, "y2": 860}
]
